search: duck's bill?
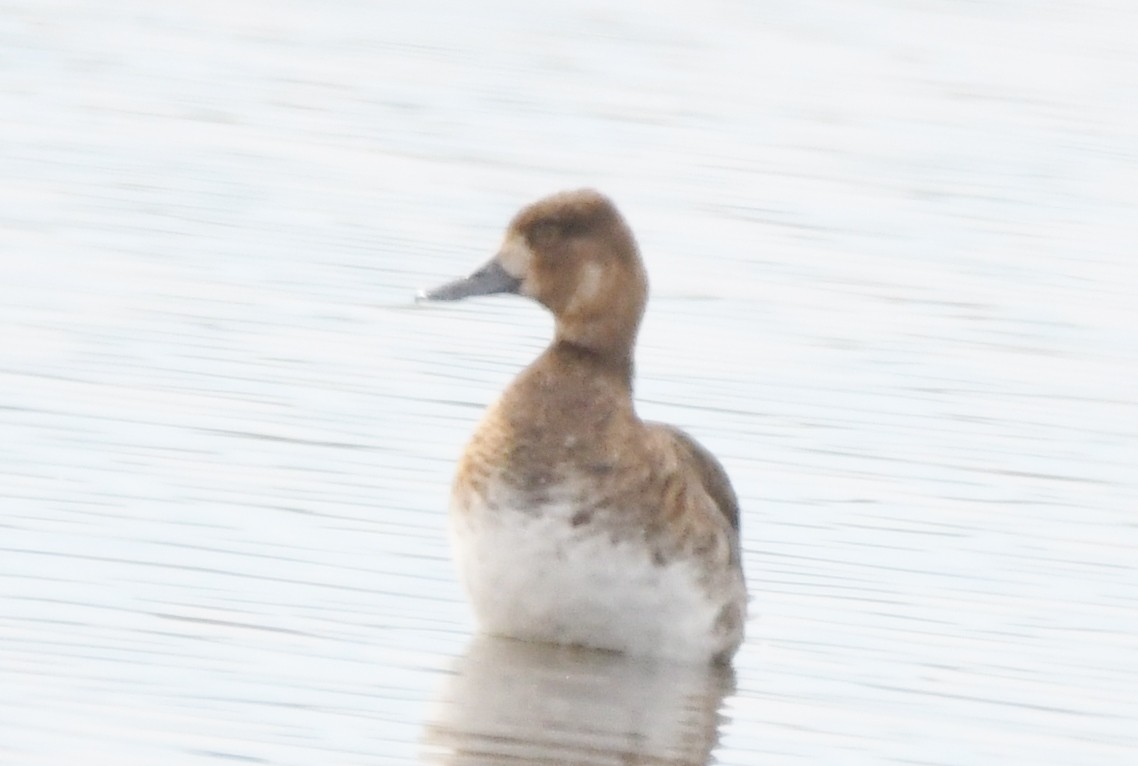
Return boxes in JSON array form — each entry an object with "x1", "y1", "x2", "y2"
[{"x1": 416, "y1": 259, "x2": 521, "y2": 302}]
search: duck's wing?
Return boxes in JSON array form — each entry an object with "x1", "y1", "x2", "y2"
[{"x1": 648, "y1": 423, "x2": 741, "y2": 533}]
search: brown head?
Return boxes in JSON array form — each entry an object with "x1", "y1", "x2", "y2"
[{"x1": 420, "y1": 189, "x2": 649, "y2": 365}]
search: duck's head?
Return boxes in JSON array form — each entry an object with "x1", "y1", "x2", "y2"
[{"x1": 420, "y1": 189, "x2": 648, "y2": 362}]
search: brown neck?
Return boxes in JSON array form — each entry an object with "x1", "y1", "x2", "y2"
[
  {"x1": 551, "y1": 283, "x2": 644, "y2": 383},
  {"x1": 548, "y1": 336, "x2": 635, "y2": 389}
]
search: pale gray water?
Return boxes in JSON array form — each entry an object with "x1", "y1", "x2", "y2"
[{"x1": 2, "y1": 1, "x2": 1137, "y2": 764}]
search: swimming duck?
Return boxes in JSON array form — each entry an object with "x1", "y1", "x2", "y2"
[{"x1": 419, "y1": 189, "x2": 747, "y2": 664}]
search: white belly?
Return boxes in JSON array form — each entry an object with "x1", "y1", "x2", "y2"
[{"x1": 449, "y1": 497, "x2": 744, "y2": 663}]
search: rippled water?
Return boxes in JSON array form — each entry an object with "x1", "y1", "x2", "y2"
[{"x1": 3, "y1": 1, "x2": 1136, "y2": 764}]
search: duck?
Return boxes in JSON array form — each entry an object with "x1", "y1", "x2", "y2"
[{"x1": 418, "y1": 189, "x2": 747, "y2": 664}]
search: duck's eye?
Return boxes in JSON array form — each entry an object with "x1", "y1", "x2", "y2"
[
  {"x1": 560, "y1": 219, "x2": 588, "y2": 237},
  {"x1": 530, "y1": 221, "x2": 560, "y2": 245},
  {"x1": 530, "y1": 218, "x2": 588, "y2": 247}
]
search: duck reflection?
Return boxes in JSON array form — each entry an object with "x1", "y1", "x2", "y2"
[{"x1": 422, "y1": 636, "x2": 734, "y2": 765}]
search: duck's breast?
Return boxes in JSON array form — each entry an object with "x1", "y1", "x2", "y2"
[{"x1": 450, "y1": 475, "x2": 743, "y2": 661}]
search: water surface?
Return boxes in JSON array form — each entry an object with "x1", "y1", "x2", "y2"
[{"x1": 2, "y1": 1, "x2": 1136, "y2": 764}]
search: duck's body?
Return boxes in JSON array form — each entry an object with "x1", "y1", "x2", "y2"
[{"x1": 421, "y1": 190, "x2": 747, "y2": 664}]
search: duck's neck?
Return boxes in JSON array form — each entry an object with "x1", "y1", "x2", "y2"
[
  {"x1": 551, "y1": 301, "x2": 642, "y2": 384},
  {"x1": 547, "y1": 336, "x2": 635, "y2": 390}
]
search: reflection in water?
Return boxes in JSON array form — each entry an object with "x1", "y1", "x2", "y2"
[{"x1": 422, "y1": 636, "x2": 734, "y2": 766}]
